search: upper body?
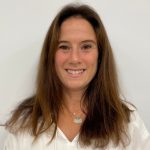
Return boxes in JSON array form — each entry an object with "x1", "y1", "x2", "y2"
[
  {"x1": 3, "y1": 106, "x2": 150, "y2": 150},
  {"x1": 3, "y1": 3, "x2": 150, "y2": 150}
]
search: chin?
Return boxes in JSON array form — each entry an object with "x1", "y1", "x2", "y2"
[{"x1": 64, "y1": 84, "x2": 87, "y2": 92}]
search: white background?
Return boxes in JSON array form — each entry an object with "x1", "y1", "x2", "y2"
[{"x1": 0, "y1": 0, "x2": 150, "y2": 149}]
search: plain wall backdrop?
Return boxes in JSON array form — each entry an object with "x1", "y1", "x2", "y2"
[{"x1": 0, "y1": 0, "x2": 150, "y2": 149}]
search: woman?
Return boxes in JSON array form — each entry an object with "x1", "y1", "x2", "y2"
[{"x1": 3, "y1": 3, "x2": 150, "y2": 150}]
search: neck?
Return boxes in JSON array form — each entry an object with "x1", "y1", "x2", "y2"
[
  {"x1": 58, "y1": 89, "x2": 86, "y2": 125},
  {"x1": 63, "y1": 89, "x2": 85, "y2": 113}
]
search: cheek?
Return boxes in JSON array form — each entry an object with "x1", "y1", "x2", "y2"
[
  {"x1": 85, "y1": 53, "x2": 98, "y2": 68},
  {"x1": 55, "y1": 52, "x2": 66, "y2": 68},
  {"x1": 87, "y1": 55, "x2": 98, "y2": 76}
]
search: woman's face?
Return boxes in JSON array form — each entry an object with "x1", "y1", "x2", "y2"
[{"x1": 55, "y1": 17, "x2": 98, "y2": 92}]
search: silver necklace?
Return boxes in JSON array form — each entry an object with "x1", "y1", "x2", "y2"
[
  {"x1": 64, "y1": 105, "x2": 83, "y2": 124},
  {"x1": 72, "y1": 112, "x2": 83, "y2": 124}
]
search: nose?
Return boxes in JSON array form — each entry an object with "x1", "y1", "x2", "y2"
[{"x1": 69, "y1": 48, "x2": 81, "y2": 64}]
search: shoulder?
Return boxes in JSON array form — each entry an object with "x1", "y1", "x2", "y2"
[
  {"x1": 3, "y1": 130, "x2": 33, "y2": 150},
  {"x1": 124, "y1": 101, "x2": 149, "y2": 136},
  {"x1": 3, "y1": 129, "x2": 52, "y2": 150},
  {"x1": 124, "y1": 102, "x2": 150, "y2": 149}
]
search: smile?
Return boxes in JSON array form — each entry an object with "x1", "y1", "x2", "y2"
[{"x1": 66, "y1": 69, "x2": 86, "y2": 75}]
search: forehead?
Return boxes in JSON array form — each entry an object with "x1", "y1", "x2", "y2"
[{"x1": 59, "y1": 17, "x2": 97, "y2": 41}]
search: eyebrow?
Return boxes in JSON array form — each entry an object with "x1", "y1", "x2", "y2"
[
  {"x1": 81, "y1": 40, "x2": 97, "y2": 44},
  {"x1": 58, "y1": 40, "x2": 97, "y2": 44},
  {"x1": 58, "y1": 41, "x2": 69, "y2": 44}
]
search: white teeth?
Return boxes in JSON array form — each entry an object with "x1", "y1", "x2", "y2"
[{"x1": 67, "y1": 69, "x2": 84, "y2": 75}]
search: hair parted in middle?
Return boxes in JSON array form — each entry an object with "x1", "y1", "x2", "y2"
[{"x1": 6, "y1": 3, "x2": 132, "y2": 148}]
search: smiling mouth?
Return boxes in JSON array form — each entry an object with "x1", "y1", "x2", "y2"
[{"x1": 66, "y1": 69, "x2": 86, "y2": 75}]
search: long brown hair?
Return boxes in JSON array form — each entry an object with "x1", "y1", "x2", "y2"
[{"x1": 5, "y1": 3, "x2": 132, "y2": 148}]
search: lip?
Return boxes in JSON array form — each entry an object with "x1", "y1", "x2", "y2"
[{"x1": 65, "y1": 69, "x2": 86, "y2": 78}]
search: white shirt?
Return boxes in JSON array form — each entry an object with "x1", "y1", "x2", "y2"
[{"x1": 3, "y1": 109, "x2": 150, "y2": 150}]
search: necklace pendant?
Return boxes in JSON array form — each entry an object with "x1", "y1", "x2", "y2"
[{"x1": 73, "y1": 116, "x2": 82, "y2": 124}]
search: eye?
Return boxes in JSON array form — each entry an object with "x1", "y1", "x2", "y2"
[
  {"x1": 58, "y1": 45, "x2": 70, "y2": 50},
  {"x1": 81, "y1": 43, "x2": 94, "y2": 52},
  {"x1": 82, "y1": 44, "x2": 92, "y2": 49},
  {"x1": 58, "y1": 44, "x2": 71, "y2": 53}
]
